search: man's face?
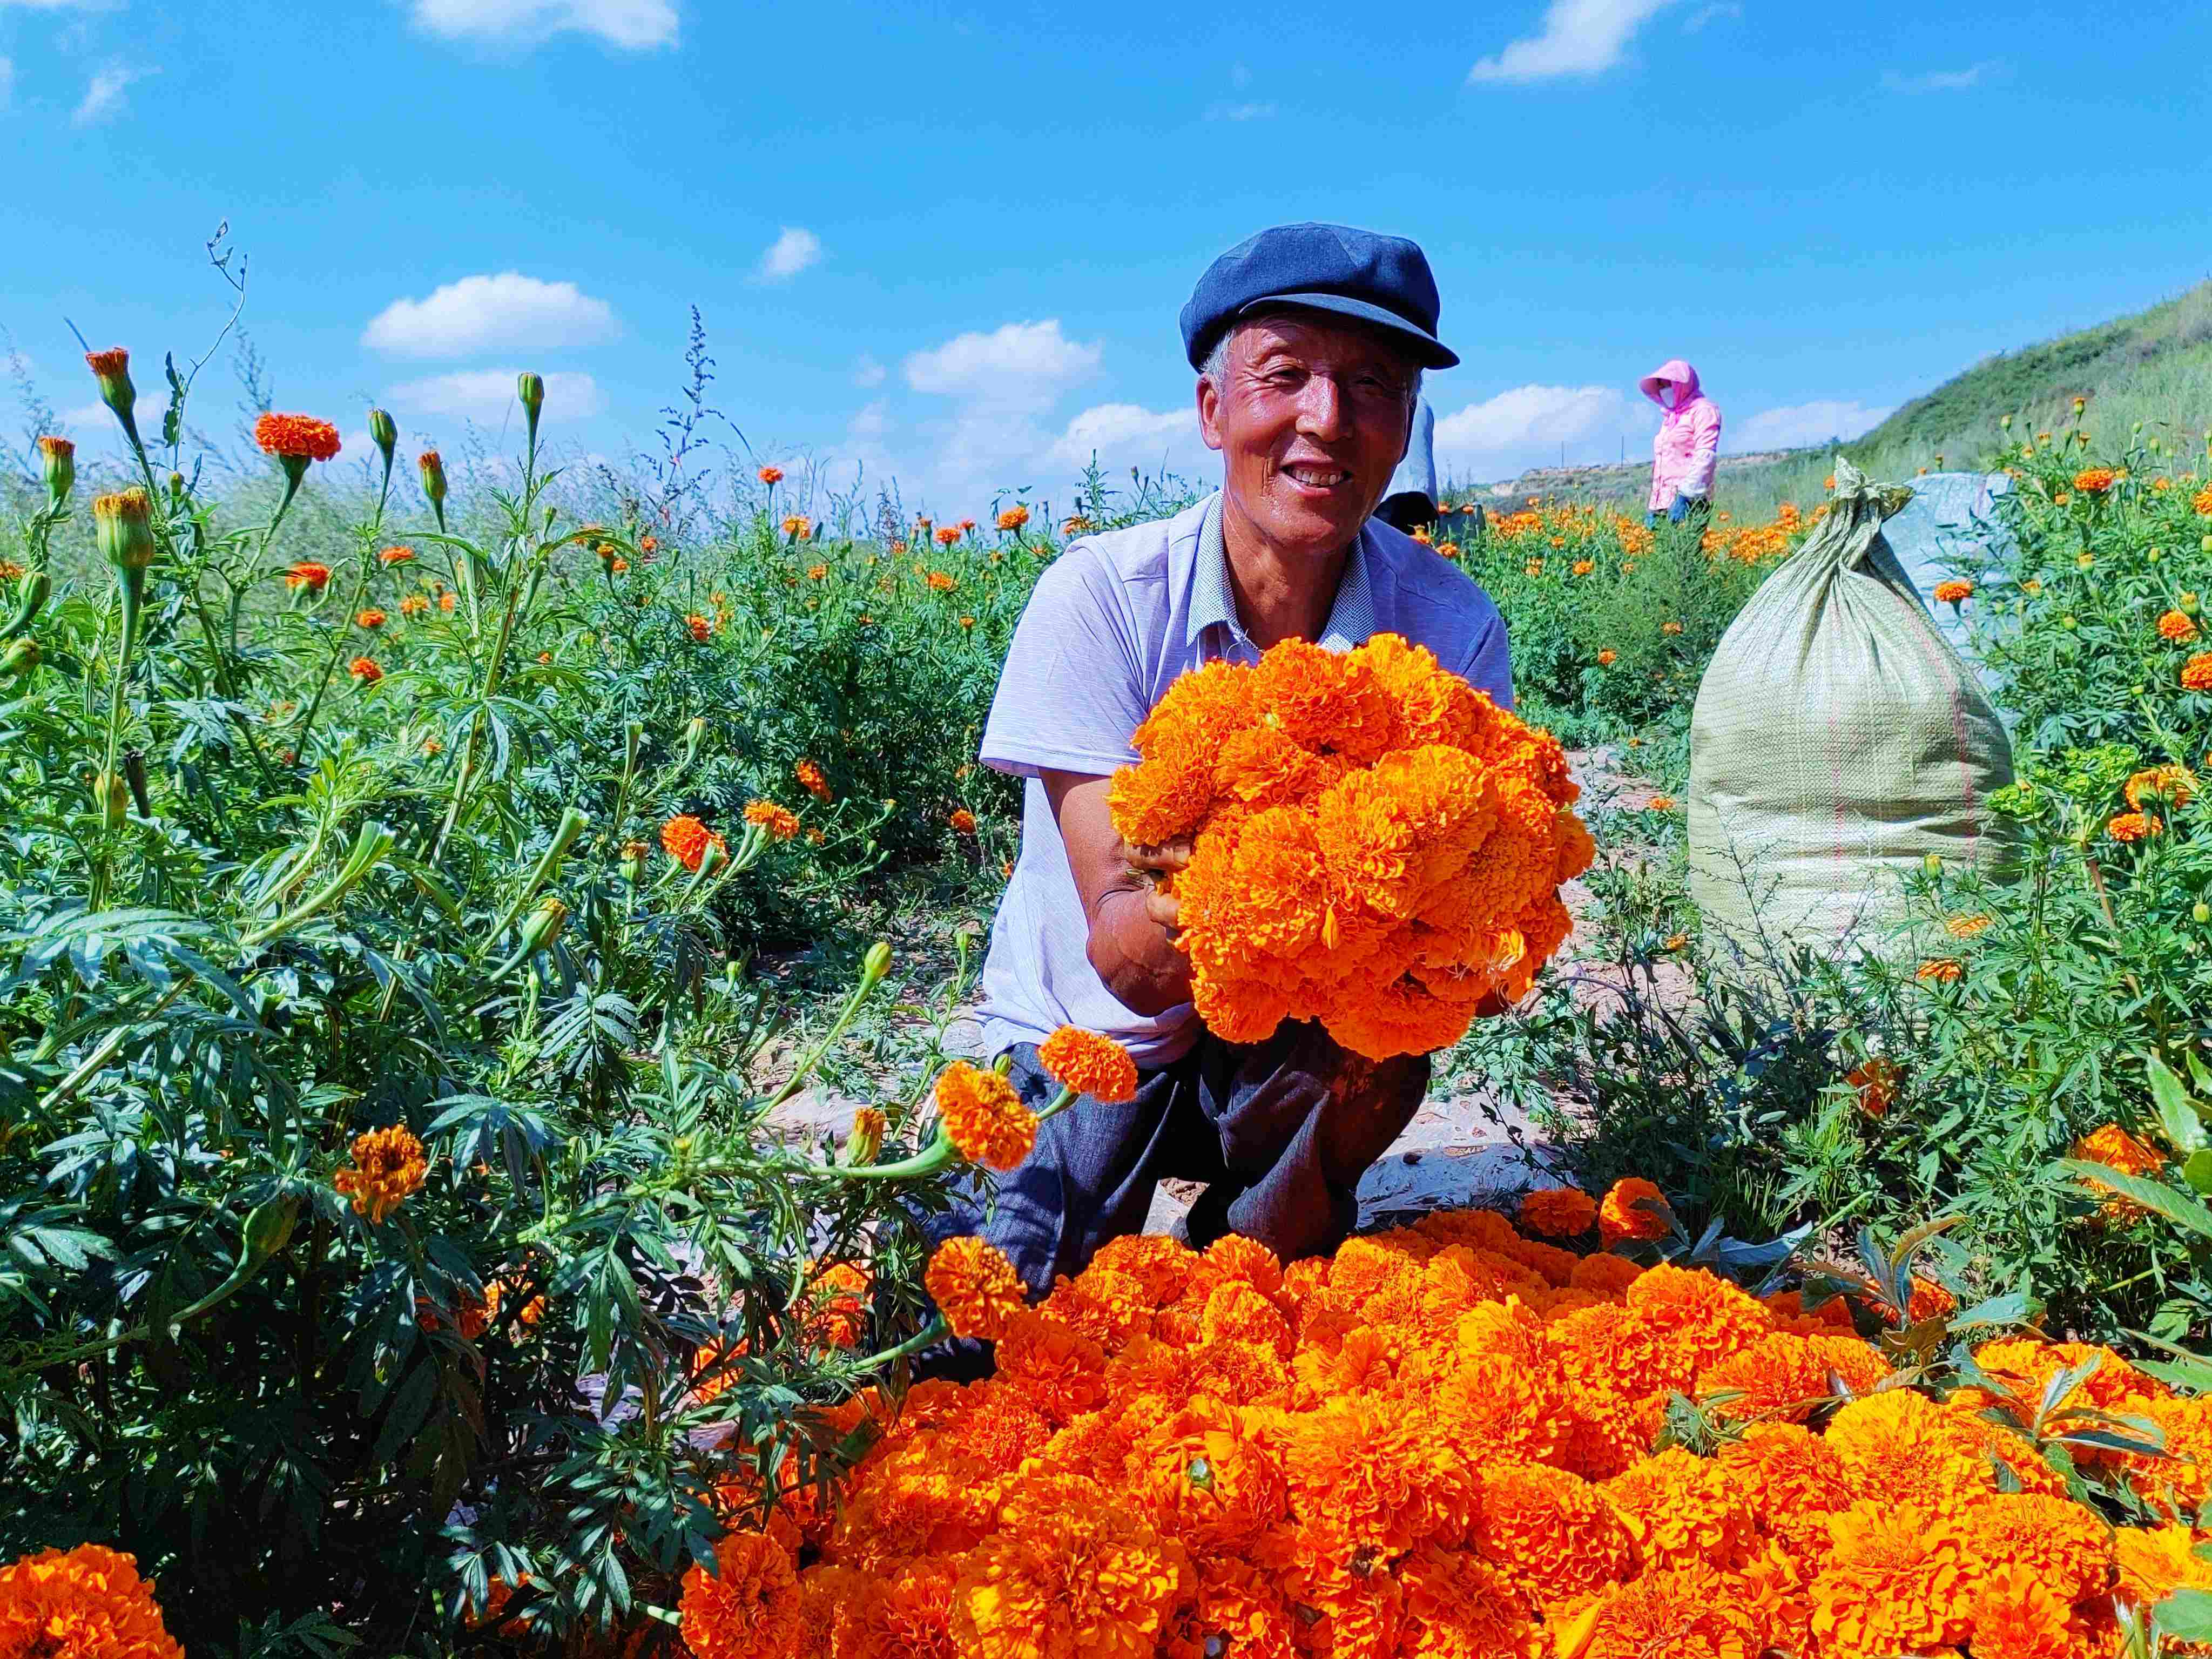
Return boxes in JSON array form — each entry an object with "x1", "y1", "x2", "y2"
[{"x1": 1197, "y1": 311, "x2": 1417, "y2": 559}]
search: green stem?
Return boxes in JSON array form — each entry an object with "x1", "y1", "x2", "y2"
[
  {"x1": 36, "y1": 977, "x2": 193, "y2": 1112},
  {"x1": 857, "y1": 1316, "x2": 949, "y2": 1373}
]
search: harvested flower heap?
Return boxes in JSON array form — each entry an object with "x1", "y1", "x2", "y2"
[{"x1": 681, "y1": 1184, "x2": 2212, "y2": 1657}]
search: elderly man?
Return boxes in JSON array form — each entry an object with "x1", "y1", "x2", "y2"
[{"x1": 966, "y1": 222, "x2": 1512, "y2": 1296}]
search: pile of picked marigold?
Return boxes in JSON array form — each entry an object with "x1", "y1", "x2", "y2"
[
  {"x1": 1105, "y1": 633, "x2": 1594, "y2": 1060},
  {"x1": 676, "y1": 1181, "x2": 2212, "y2": 1659}
]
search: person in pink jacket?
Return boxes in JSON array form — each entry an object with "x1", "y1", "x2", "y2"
[{"x1": 1640, "y1": 359, "x2": 1722, "y2": 528}]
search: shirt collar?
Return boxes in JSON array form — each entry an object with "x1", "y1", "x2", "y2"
[{"x1": 1184, "y1": 491, "x2": 1381, "y2": 653}]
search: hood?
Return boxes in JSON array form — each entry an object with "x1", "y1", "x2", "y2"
[{"x1": 1639, "y1": 359, "x2": 1702, "y2": 415}]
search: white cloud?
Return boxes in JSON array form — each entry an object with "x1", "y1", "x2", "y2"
[
  {"x1": 852, "y1": 355, "x2": 886, "y2": 388},
  {"x1": 1045, "y1": 402, "x2": 1203, "y2": 471},
  {"x1": 1207, "y1": 100, "x2": 1276, "y2": 121},
  {"x1": 383, "y1": 368, "x2": 603, "y2": 424},
  {"x1": 905, "y1": 319, "x2": 1101, "y2": 405},
  {"x1": 1467, "y1": 0, "x2": 1682, "y2": 85},
  {"x1": 362, "y1": 272, "x2": 618, "y2": 359},
  {"x1": 757, "y1": 226, "x2": 822, "y2": 282},
  {"x1": 1881, "y1": 62, "x2": 1998, "y2": 93},
  {"x1": 1726, "y1": 399, "x2": 1891, "y2": 452},
  {"x1": 0, "y1": 57, "x2": 12, "y2": 110},
  {"x1": 848, "y1": 399, "x2": 888, "y2": 441},
  {"x1": 0, "y1": 0, "x2": 118, "y2": 9},
  {"x1": 410, "y1": 0, "x2": 678, "y2": 48},
  {"x1": 73, "y1": 62, "x2": 149, "y2": 124},
  {"x1": 1433, "y1": 384, "x2": 1648, "y2": 479},
  {"x1": 1684, "y1": 1, "x2": 1738, "y2": 28}
]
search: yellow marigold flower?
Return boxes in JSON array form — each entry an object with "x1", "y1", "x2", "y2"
[
  {"x1": 935, "y1": 1060, "x2": 1037, "y2": 1170},
  {"x1": 925, "y1": 1235, "x2": 1026, "y2": 1340},
  {"x1": 0, "y1": 1543, "x2": 184, "y2": 1659},
  {"x1": 333, "y1": 1124, "x2": 426, "y2": 1223},
  {"x1": 1037, "y1": 1026, "x2": 1139, "y2": 1103},
  {"x1": 742, "y1": 800, "x2": 799, "y2": 841}
]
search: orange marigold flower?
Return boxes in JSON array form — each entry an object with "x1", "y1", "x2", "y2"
[
  {"x1": 348, "y1": 657, "x2": 382, "y2": 684},
  {"x1": 333, "y1": 1124, "x2": 426, "y2": 1223},
  {"x1": 1943, "y1": 912, "x2": 1992, "y2": 939},
  {"x1": 1807, "y1": 1500, "x2": 1971, "y2": 1655},
  {"x1": 2116, "y1": 1522, "x2": 2212, "y2": 1607},
  {"x1": 1471, "y1": 1459, "x2": 1636, "y2": 1601},
  {"x1": 1645, "y1": 794, "x2": 1677, "y2": 812},
  {"x1": 936, "y1": 1060, "x2": 1037, "y2": 1171},
  {"x1": 794, "y1": 758, "x2": 832, "y2": 801},
  {"x1": 2125, "y1": 764, "x2": 2194, "y2": 810},
  {"x1": 399, "y1": 595, "x2": 429, "y2": 617},
  {"x1": 806, "y1": 563, "x2": 828, "y2": 581},
  {"x1": 1599, "y1": 1177, "x2": 1671, "y2": 1246},
  {"x1": 758, "y1": 464, "x2": 784, "y2": 485},
  {"x1": 2106, "y1": 811, "x2": 2160, "y2": 842},
  {"x1": 660, "y1": 814, "x2": 727, "y2": 872},
  {"x1": 925, "y1": 1235, "x2": 1026, "y2": 1340},
  {"x1": 2160, "y1": 609, "x2": 2200, "y2": 642},
  {"x1": 355, "y1": 609, "x2": 386, "y2": 630},
  {"x1": 2073, "y1": 467, "x2": 2117, "y2": 494},
  {"x1": 685, "y1": 612, "x2": 712, "y2": 642},
  {"x1": 1596, "y1": 648, "x2": 1617, "y2": 665},
  {"x1": 679, "y1": 1529, "x2": 804, "y2": 1659},
  {"x1": 0, "y1": 1543, "x2": 184, "y2": 1659},
  {"x1": 1916, "y1": 957, "x2": 1963, "y2": 983},
  {"x1": 1823, "y1": 1389, "x2": 1992, "y2": 1509},
  {"x1": 997, "y1": 505, "x2": 1030, "y2": 531},
  {"x1": 1932, "y1": 579, "x2": 1973, "y2": 605},
  {"x1": 2183, "y1": 651, "x2": 2212, "y2": 690},
  {"x1": 285, "y1": 561, "x2": 332, "y2": 593},
  {"x1": 377, "y1": 544, "x2": 414, "y2": 565},
  {"x1": 1847, "y1": 1056, "x2": 1901, "y2": 1117},
  {"x1": 2073, "y1": 1121, "x2": 2166, "y2": 1224},
  {"x1": 1518, "y1": 1185, "x2": 1598, "y2": 1238},
  {"x1": 925, "y1": 569, "x2": 958, "y2": 592},
  {"x1": 1661, "y1": 619, "x2": 1684, "y2": 635},
  {"x1": 1038, "y1": 1026, "x2": 1139, "y2": 1103},
  {"x1": 934, "y1": 527, "x2": 960, "y2": 548},
  {"x1": 254, "y1": 412, "x2": 342, "y2": 462},
  {"x1": 439, "y1": 591, "x2": 458, "y2": 611},
  {"x1": 1572, "y1": 558, "x2": 1595, "y2": 575},
  {"x1": 742, "y1": 800, "x2": 800, "y2": 842},
  {"x1": 780, "y1": 515, "x2": 811, "y2": 540},
  {"x1": 949, "y1": 808, "x2": 978, "y2": 836}
]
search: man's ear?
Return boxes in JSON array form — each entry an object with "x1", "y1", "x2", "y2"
[{"x1": 1196, "y1": 375, "x2": 1224, "y2": 453}]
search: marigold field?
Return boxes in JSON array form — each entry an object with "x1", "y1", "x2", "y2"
[{"x1": 9, "y1": 325, "x2": 2212, "y2": 1656}]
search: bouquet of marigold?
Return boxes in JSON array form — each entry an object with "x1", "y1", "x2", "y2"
[{"x1": 1108, "y1": 633, "x2": 1593, "y2": 1058}]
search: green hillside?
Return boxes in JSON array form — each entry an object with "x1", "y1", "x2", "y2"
[{"x1": 1710, "y1": 279, "x2": 2212, "y2": 517}]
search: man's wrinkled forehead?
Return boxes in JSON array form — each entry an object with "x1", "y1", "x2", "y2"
[{"x1": 1219, "y1": 307, "x2": 1421, "y2": 380}]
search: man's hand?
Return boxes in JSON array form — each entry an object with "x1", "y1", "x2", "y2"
[
  {"x1": 1124, "y1": 839, "x2": 1191, "y2": 935},
  {"x1": 1043, "y1": 771, "x2": 1195, "y2": 1016}
]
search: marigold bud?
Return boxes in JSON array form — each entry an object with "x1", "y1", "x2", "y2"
[
  {"x1": 368, "y1": 407, "x2": 397, "y2": 468},
  {"x1": 92, "y1": 488, "x2": 158, "y2": 571},
  {"x1": 682, "y1": 714, "x2": 706, "y2": 768},
  {"x1": 84, "y1": 347, "x2": 136, "y2": 426},
  {"x1": 862, "y1": 940, "x2": 892, "y2": 986},
  {"x1": 841, "y1": 1107, "x2": 886, "y2": 1168},
  {"x1": 0, "y1": 638, "x2": 38, "y2": 678},
  {"x1": 1923, "y1": 853, "x2": 1943, "y2": 877},
  {"x1": 419, "y1": 449, "x2": 448, "y2": 503},
  {"x1": 2, "y1": 570, "x2": 50, "y2": 643},
  {"x1": 1999, "y1": 413, "x2": 2013, "y2": 430},
  {"x1": 517, "y1": 895, "x2": 568, "y2": 956},
  {"x1": 619, "y1": 840, "x2": 649, "y2": 883},
  {"x1": 36, "y1": 436, "x2": 74, "y2": 510},
  {"x1": 2196, "y1": 901, "x2": 2211, "y2": 926}
]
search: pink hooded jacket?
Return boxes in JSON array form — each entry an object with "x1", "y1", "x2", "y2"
[{"x1": 1641, "y1": 359, "x2": 1721, "y2": 512}]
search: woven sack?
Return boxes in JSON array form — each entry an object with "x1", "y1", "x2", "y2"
[{"x1": 1687, "y1": 460, "x2": 2014, "y2": 956}]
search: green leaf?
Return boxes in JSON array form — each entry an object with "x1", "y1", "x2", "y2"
[
  {"x1": 2159, "y1": 1587, "x2": 2212, "y2": 1640},
  {"x1": 2148, "y1": 1054, "x2": 2207, "y2": 1151},
  {"x1": 2056, "y1": 1159, "x2": 2212, "y2": 1240},
  {"x1": 2183, "y1": 1149, "x2": 2212, "y2": 1195},
  {"x1": 1949, "y1": 1290, "x2": 2036, "y2": 1331}
]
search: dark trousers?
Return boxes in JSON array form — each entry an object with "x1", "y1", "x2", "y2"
[
  {"x1": 950, "y1": 1020, "x2": 1430, "y2": 1300},
  {"x1": 1648, "y1": 494, "x2": 1711, "y2": 530}
]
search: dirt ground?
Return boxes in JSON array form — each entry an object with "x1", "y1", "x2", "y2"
[{"x1": 767, "y1": 745, "x2": 1678, "y2": 1233}]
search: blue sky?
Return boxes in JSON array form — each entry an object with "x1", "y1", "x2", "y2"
[{"x1": 4, "y1": 0, "x2": 2210, "y2": 516}]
